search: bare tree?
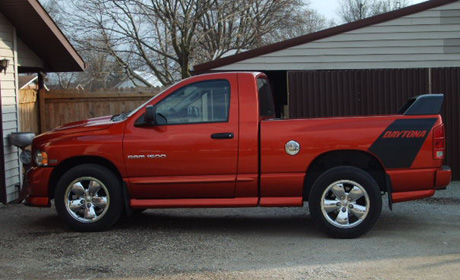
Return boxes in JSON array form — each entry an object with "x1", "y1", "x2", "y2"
[
  {"x1": 375, "y1": 0, "x2": 409, "y2": 13},
  {"x1": 262, "y1": 8, "x2": 329, "y2": 45},
  {"x1": 40, "y1": 0, "x2": 126, "y2": 89},
  {"x1": 197, "y1": 0, "x2": 327, "y2": 62},
  {"x1": 62, "y1": 0, "x2": 214, "y2": 85},
  {"x1": 337, "y1": 0, "x2": 409, "y2": 23},
  {"x1": 73, "y1": 36, "x2": 127, "y2": 90},
  {"x1": 55, "y1": 0, "x2": 326, "y2": 86},
  {"x1": 40, "y1": 0, "x2": 327, "y2": 88}
]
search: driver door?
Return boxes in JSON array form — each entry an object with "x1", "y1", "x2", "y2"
[{"x1": 123, "y1": 76, "x2": 239, "y2": 199}]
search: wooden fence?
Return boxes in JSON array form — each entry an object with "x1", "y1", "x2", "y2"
[
  {"x1": 19, "y1": 89, "x2": 40, "y2": 134},
  {"x1": 20, "y1": 88, "x2": 161, "y2": 134}
]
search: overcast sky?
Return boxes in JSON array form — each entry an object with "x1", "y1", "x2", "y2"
[{"x1": 308, "y1": 0, "x2": 428, "y2": 22}]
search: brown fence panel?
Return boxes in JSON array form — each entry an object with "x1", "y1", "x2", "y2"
[
  {"x1": 432, "y1": 68, "x2": 460, "y2": 180},
  {"x1": 19, "y1": 89, "x2": 40, "y2": 134},
  {"x1": 39, "y1": 89, "x2": 159, "y2": 132}
]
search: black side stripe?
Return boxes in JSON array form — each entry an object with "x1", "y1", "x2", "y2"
[{"x1": 368, "y1": 118, "x2": 437, "y2": 168}]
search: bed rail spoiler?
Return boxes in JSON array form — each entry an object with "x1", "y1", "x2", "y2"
[{"x1": 398, "y1": 94, "x2": 444, "y2": 115}]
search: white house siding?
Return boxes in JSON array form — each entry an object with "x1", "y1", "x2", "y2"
[
  {"x1": 0, "y1": 13, "x2": 20, "y2": 203},
  {"x1": 17, "y1": 38, "x2": 43, "y2": 68},
  {"x1": 213, "y1": 1, "x2": 460, "y2": 71}
]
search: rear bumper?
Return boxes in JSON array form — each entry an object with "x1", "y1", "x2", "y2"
[
  {"x1": 23, "y1": 167, "x2": 53, "y2": 208},
  {"x1": 435, "y1": 165, "x2": 451, "y2": 189},
  {"x1": 390, "y1": 165, "x2": 451, "y2": 203}
]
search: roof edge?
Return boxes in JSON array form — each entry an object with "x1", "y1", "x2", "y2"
[
  {"x1": 28, "y1": 0, "x2": 86, "y2": 72},
  {"x1": 194, "y1": 0, "x2": 458, "y2": 72}
]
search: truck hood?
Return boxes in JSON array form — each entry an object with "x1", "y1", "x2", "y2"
[
  {"x1": 54, "y1": 115, "x2": 113, "y2": 132},
  {"x1": 34, "y1": 115, "x2": 115, "y2": 145}
]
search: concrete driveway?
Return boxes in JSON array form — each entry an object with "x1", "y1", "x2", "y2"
[{"x1": 0, "y1": 182, "x2": 459, "y2": 280}]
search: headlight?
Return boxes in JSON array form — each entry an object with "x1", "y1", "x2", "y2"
[{"x1": 35, "y1": 150, "x2": 48, "y2": 166}]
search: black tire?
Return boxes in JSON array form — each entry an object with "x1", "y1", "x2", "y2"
[
  {"x1": 55, "y1": 164, "x2": 123, "y2": 232},
  {"x1": 308, "y1": 166, "x2": 382, "y2": 238}
]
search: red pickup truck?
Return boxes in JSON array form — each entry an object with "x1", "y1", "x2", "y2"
[{"x1": 25, "y1": 72, "x2": 451, "y2": 238}]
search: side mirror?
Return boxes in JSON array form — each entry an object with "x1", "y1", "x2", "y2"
[{"x1": 145, "y1": 105, "x2": 155, "y2": 124}]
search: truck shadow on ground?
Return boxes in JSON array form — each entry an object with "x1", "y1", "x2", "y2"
[
  {"x1": 24, "y1": 206, "x2": 427, "y2": 239},
  {"x1": 116, "y1": 207, "x2": 428, "y2": 237},
  {"x1": 118, "y1": 211, "x2": 319, "y2": 237}
]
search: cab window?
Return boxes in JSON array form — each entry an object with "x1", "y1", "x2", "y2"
[
  {"x1": 155, "y1": 80, "x2": 230, "y2": 125},
  {"x1": 258, "y1": 78, "x2": 275, "y2": 118}
]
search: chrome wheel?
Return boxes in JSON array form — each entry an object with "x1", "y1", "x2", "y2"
[
  {"x1": 320, "y1": 179, "x2": 370, "y2": 229},
  {"x1": 64, "y1": 177, "x2": 110, "y2": 223}
]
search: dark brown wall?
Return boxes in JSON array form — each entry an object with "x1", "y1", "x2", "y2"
[
  {"x1": 288, "y1": 68, "x2": 458, "y2": 180},
  {"x1": 432, "y1": 68, "x2": 460, "y2": 181},
  {"x1": 288, "y1": 69, "x2": 429, "y2": 118}
]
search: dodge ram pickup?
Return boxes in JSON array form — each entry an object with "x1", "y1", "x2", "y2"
[{"x1": 25, "y1": 72, "x2": 451, "y2": 238}]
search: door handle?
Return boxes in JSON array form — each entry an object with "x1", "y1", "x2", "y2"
[{"x1": 211, "y1": 132, "x2": 234, "y2": 139}]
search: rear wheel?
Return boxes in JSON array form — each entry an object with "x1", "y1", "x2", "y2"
[
  {"x1": 309, "y1": 166, "x2": 382, "y2": 238},
  {"x1": 55, "y1": 164, "x2": 123, "y2": 232}
]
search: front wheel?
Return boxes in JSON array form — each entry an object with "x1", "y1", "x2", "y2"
[
  {"x1": 309, "y1": 166, "x2": 382, "y2": 238},
  {"x1": 55, "y1": 164, "x2": 123, "y2": 232}
]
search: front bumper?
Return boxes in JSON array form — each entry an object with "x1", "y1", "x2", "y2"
[
  {"x1": 24, "y1": 167, "x2": 53, "y2": 208},
  {"x1": 24, "y1": 196, "x2": 50, "y2": 207}
]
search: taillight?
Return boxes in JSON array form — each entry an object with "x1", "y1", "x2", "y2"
[{"x1": 433, "y1": 124, "x2": 445, "y2": 160}]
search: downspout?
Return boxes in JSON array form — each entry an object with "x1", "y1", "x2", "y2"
[
  {"x1": 37, "y1": 71, "x2": 45, "y2": 135},
  {"x1": 13, "y1": 26, "x2": 21, "y2": 195},
  {"x1": 0, "y1": 67, "x2": 5, "y2": 204},
  {"x1": 428, "y1": 68, "x2": 432, "y2": 94}
]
